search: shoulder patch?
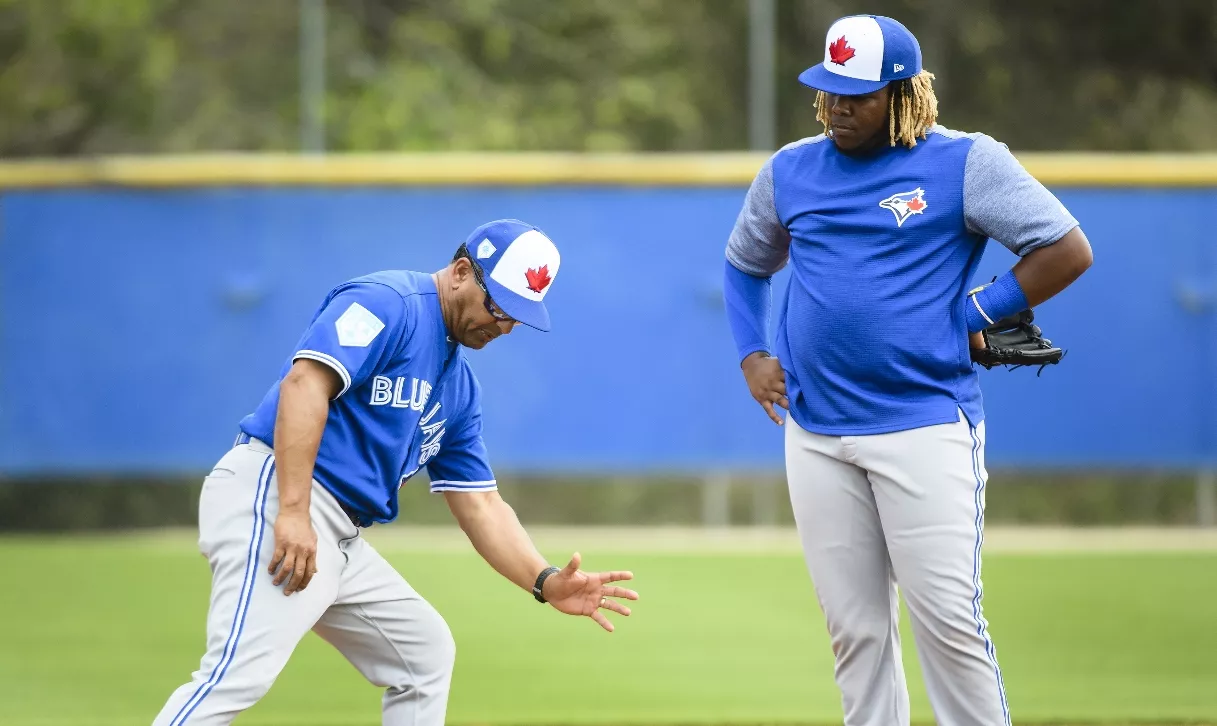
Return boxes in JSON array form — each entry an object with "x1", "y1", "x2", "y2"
[{"x1": 335, "y1": 302, "x2": 385, "y2": 347}]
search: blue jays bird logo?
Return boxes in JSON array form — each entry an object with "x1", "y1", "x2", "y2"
[{"x1": 879, "y1": 188, "x2": 928, "y2": 227}]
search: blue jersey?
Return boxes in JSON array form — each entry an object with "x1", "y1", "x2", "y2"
[
  {"x1": 727, "y1": 126, "x2": 1078, "y2": 435},
  {"x1": 240, "y1": 270, "x2": 496, "y2": 524}
]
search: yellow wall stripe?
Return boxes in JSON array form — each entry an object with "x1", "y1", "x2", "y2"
[{"x1": 1, "y1": 152, "x2": 1216, "y2": 188}]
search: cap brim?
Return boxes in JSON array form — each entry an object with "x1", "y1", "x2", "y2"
[
  {"x1": 798, "y1": 65, "x2": 889, "y2": 95},
  {"x1": 483, "y1": 274, "x2": 551, "y2": 332}
]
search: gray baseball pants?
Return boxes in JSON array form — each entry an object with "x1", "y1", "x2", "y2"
[
  {"x1": 152, "y1": 437, "x2": 455, "y2": 725},
  {"x1": 785, "y1": 412, "x2": 1010, "y2": 726}
]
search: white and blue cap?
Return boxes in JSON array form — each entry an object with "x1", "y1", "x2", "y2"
[
  {"x1": 464, "y1": 219, "x2": 561, "y2": 332},
  {"x1": 798, "y1": 15, "x2": 922, "y2": 96}
]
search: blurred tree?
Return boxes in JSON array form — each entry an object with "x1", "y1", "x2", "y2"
[
  {"x1": 0, "y1": 0, "x2": 302, "y2": 155},
  {"x1": 0, "y1": 0, "x2": 1214, "y2": 155},
  {"x1": 324, "y1": 0, "x2": 749, "y2": 151},
  {"x1": 777, "y1": 0, "x2": 1217, "y2": 151},
  {"x1": 0, "y1": 0, "x2": 179, "y2": 155}
]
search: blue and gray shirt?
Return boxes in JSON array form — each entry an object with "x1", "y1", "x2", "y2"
[{"x1": 725, "y1": 125, "x2": 1079, "y2": 434}]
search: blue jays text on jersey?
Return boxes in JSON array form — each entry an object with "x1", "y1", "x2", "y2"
[{"x1": 240, "y1": 270, "x2": 497, "y2": 525}]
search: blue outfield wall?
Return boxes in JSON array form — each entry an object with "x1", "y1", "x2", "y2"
[{"x1": 1, "y1": 185, "x2": 1215, "y2": 474}]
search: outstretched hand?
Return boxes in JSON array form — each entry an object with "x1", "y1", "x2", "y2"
[{"x1": 541, "y1": 553, "x2": 638, "y2": 632}]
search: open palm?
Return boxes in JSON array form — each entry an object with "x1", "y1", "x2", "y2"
[{"x1": 541, "y1": 552, "x2": 639, "y2": 632}]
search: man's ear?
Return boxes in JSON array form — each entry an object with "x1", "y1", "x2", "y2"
[{"x1": 450, "y1": 257, "x2": 473, "y2": 287}]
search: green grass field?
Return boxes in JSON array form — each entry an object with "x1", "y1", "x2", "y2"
[{"x1": 2, "y1": 527, "x2": 1216, "y2": 725}]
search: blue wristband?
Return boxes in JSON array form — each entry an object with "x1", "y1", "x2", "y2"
[{"x1": 966, "y1": 270, "x2": 1029, "y2": 333}]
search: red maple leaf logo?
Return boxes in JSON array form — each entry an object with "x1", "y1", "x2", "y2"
[
  {"x1": 525, "y1": 265, "x2": 552, "y2": 293},
  {"x1": 828, "y1": 36, "x2": 856, "y2": 65},
  {"x1": 906, "y1": 196, "x2": 926, "y2": 212}
]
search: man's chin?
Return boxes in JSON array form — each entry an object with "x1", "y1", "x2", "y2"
[
  {"x1": 831, "y1": 134, "x2": 860, "y2": 151},
  {"x1": 462, "y1": 332, "x2": 492, "y2": 350}
]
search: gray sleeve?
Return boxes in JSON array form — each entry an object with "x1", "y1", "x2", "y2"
[
  {"x1": 725, "y1": 156, "x2": 791, "y2": 276},
  {"x1": 964, "y1": 135, "x2": 1080, "y2": 256}
]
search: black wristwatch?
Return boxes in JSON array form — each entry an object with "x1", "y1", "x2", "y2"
[{"x1": 532, "y1": 565, "x2": 560, "y2": 603}]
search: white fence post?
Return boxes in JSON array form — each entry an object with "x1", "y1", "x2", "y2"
[{"x1": 702, "y1": 473, "x2": 731, "y2": 528}]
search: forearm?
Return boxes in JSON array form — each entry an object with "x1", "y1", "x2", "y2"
[
  {"x1": 447, "y1": 492, "x2": 549, "y2": 592},
  {"x1": 724, "y1": 258, "x2": 773, "y2": 363},
  {"x1": 967, "y1": 227, "x2": 1093, "y2": 332},
  {"x1": 273, "y1": 366, "x2": 333, "y2": 513}
]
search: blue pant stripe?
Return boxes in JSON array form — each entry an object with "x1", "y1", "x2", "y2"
[
  {"x1": 170, "y1": 454, "x2": 274, "y2": 725},
  {"x1": 969, "y1": 426, "x2": 1011, "y2": 725}
]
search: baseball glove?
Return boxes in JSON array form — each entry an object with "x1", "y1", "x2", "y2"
[{"x1": 970, "y1": 308, "x2": 1064, "y2": 375}]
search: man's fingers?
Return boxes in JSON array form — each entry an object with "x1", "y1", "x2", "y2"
[
  {"x1": 603, "y1": 586, "x2": 639, "y2": 601},
  {"x1": 268, "y1": 545, "x2": 286, "y2": 576},
  {"x1": 284, "y1": 549, "x2": 314, "y2": 594},
  {"x1": 273, "y1": 550, "x2": 297, "y2": 587},
  {"x1": 563, "y1": 552, "x2": 582, "y2": 574},
  {"x1": 590, "y1": 611, "x2": 614, "y2": 633},
  {"x1": 596, "y1": 570, "x2": 634, "y2": 584},
  {"x1": 759, "y1": 401, "x2": 778, "y2": 425},
  {"x1": 271, "y1": 550, "x2": 291, "y2": 585},
  {"x1": 284, "y1": 558, "x2": 308, "y2": 595},
  {"x1": 766, "y1": 387, "x2": 789, "y2": 418},
  {"x1": 296, "y1": 553, "x2": 318, "y2": 593},
  {"x1": 761, "y1": 400, "x2": 782, "y2": 425},
  {"x1": 599, "y1": 599, "x2": 632, "y2": 617}
]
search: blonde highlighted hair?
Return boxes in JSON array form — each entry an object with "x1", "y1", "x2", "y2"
[{"x1": 815, "y1": 70, "x2": 939, "y2": 148}]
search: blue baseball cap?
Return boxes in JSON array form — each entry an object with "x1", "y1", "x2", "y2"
[
  {"x1": 798, "y1": 15, "x2": 922, "y2": 96},
  {"x1": 464, "y1": 219, "x2": 561, "y2": 332}
]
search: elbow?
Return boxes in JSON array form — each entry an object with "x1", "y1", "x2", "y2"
[
  {"x1": 1069, "y1": 233, "x2": 1094, "y2": 280},
  {"x1": 1048, "y1": 226, "x2": 1093, "y2": 283}
]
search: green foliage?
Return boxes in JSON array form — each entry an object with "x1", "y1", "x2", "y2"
[
  {"x1": 3, "y1": 0, "x2": 1215, "y2": 155},
  {"x1": 328, "y1": 0, "x2": 749, "y2": 152}
]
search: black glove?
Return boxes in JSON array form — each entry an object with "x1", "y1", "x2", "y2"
[{"x1": 970, "y1": 309, "x2": 1064, "y2": 375}]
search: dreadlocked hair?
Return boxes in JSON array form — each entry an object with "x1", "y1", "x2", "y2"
[{"x1": 814, "y1": 70, "x2": 939, "y2": 148}]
